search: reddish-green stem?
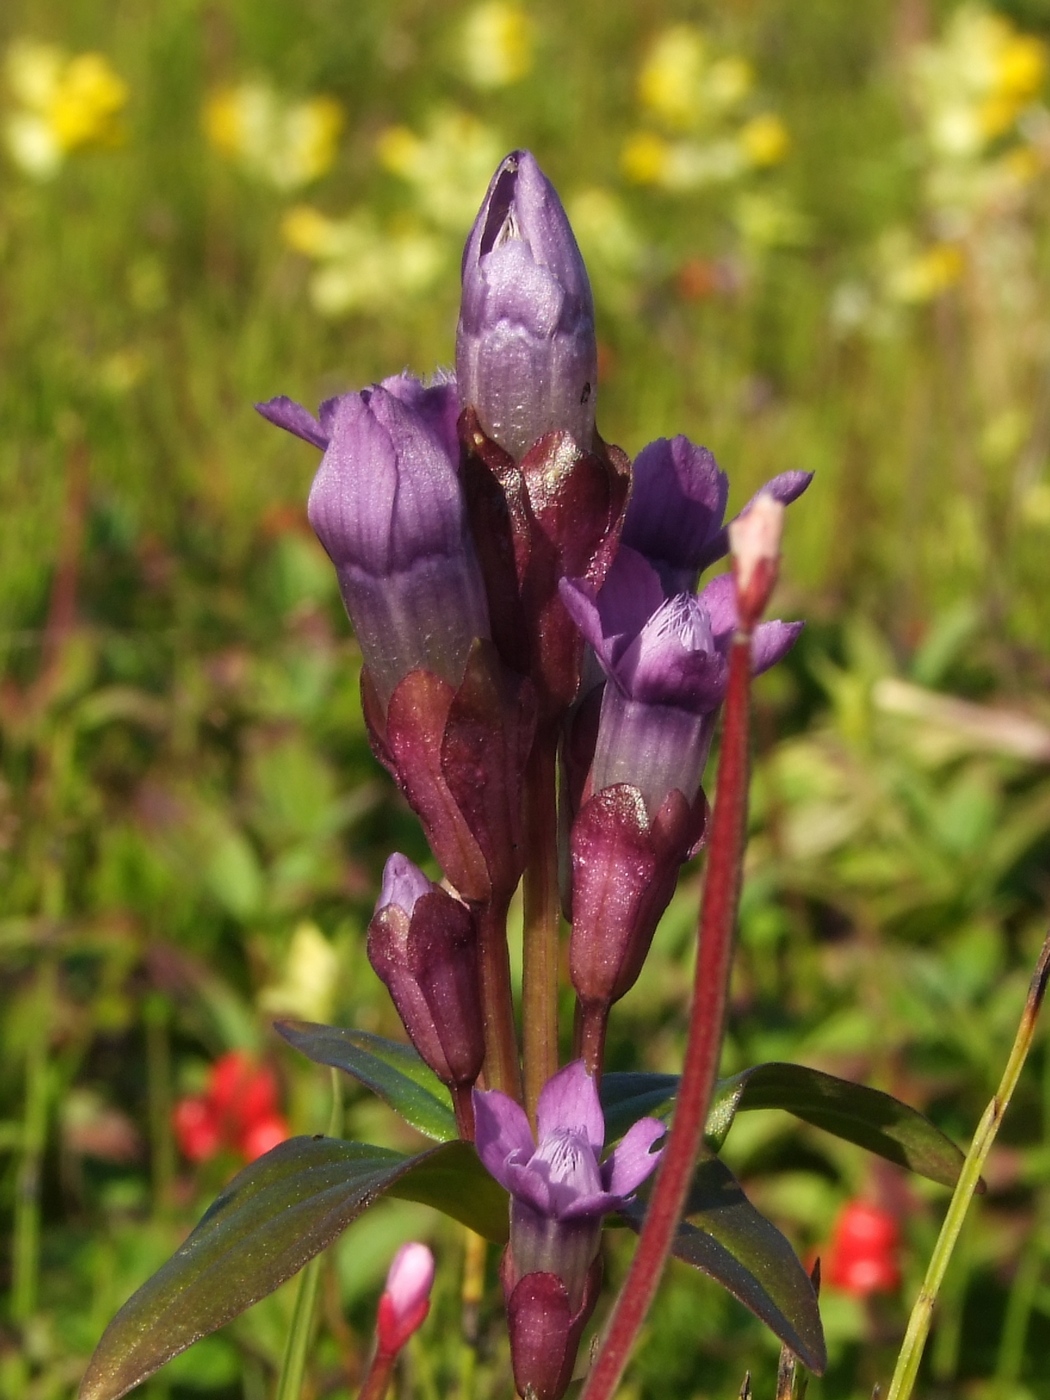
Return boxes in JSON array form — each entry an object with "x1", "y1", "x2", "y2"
[
  {"x1": 578, "y1": 999, "x2": 608, "y2": 1082},
  {"x1": 522, "y1": 728, "x2": 561, "y2": 1122},
  {"x1": 477, "y1": 895, "x2": 523, "y2": 1101},
  {"x1": 451, "y1": 1084, "x2": 476, "y2": 1140},
  {"x1": 580, "y1": 634, "x2": 753, "y2": 1400},
  {"x1": 358, "y1": 1348, "x2": 397, "y2": 1400}
]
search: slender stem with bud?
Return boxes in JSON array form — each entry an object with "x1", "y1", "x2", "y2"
[{"x1": 582, "y1": 502, "x2": 782, "y2": 1400}]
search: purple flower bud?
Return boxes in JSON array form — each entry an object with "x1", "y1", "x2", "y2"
[
  {"x1": 457, "y1": 151, "x2": 598, "y2": 460},
  {"x1": 368, "y1": 855, "x2": 485, "y2": 1092},
  {"x1": 376, "y1": 1242, "x2": 435, "y2": 1356},
  {"x1": 257, "y1": 374, "x2": 489, "y2": 708}
]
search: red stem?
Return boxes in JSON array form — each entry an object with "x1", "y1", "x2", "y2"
[
  {"x1": 580, "y1": 634, "x2": 753, "y2": 1400},
  {"x1": 357, "y1": 1347, "x2": 396, "y2": 1400}
]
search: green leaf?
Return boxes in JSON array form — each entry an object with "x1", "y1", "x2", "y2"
[
  {"x1": 604, "y1": 1063, "x2": 966, "y2": 1190},
  {"x1": 621, "y1": 1157, "x2": 826, "y2": 1375},
  {"x1": 276, "y1": 1020, "x2": 457, "y2": 1142},
  {"x1": 79, "y1": 1136, "x2": 507, "y2": 1400},
  {"x1": 705, "y1": 1062, "x2": 966, "y2": 1188},
  {"x1": 600, "y1": 1072, "x2": 679, "y2": 1140}
]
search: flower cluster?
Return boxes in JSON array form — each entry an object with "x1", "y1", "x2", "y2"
[
  {"x1": 260, "y1": 147, "x2": 809, "y2": 1398},
  {"x1": 3, "y1": 39, "x2": 127, "y2": 179},
  {"x1": 172, "y1": 1051, "x2": 289, "y2": 1165}
]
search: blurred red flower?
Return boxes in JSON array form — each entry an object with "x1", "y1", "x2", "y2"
[
  {"x1": 173, "y1": 1051, "x2": 289, "y2": 1164},
  {"x1": 825, "y1": 1201, "x2": 901, "y2": 1296}
]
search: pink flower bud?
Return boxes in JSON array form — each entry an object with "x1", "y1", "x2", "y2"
[
  {"x1": 376, "y1": 1242, "x2": 435, "y2": 1355},
  {"x1": 729, "y1": 492, "x2": 784, "y2": 631}
]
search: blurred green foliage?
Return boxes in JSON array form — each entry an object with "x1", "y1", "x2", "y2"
[{"x1": 3, "y1": 1, "x2": 1050, "y2": 1397}]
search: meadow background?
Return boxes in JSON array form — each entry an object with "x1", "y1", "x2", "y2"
[{"x1": 4, "y1": 0, "x2": 1050, "y2": 1396}]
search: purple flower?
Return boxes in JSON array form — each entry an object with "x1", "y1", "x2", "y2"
[
  {"x1": 474, "y1": 1061, "x2": 664, "y2": 1308},
  {"x1": 623, "y1": 434, "x2": 811, "y2": 595},
  {"x1": 560, "y1": 550, "x2": 801, "y2": 814},
  {"x1": 457, "y1": 150, "x2": 597, "y2": 460},
  {"x1": 368, "y1": 854, "x2": 485, "y2": 1098},
  {"x1": 257, "y1": 373, "x2": 489, "y2": 707}
]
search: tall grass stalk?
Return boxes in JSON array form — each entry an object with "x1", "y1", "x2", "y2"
[{"x1": 885, "y1": 929, "x2": 1050, "y2": 1400}]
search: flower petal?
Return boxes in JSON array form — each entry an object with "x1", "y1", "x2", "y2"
[
  {"x1": 505, "y1": 1159, "x2": 553, "y2": 1215},
  {"x1": 536, "y1": 1061, "x2": 605, "y2": 1154},
  {"x1": 624, "y1": 436, "x2": 728, "y2": 592},
  {"x1": 256, "y1": 396, "x2": 329, "y2": 450},
  {"x1": 752, "y1": 619, "x2": 804, "y2": 674},
  {"x1": 696, "y1": 469, "x2": 813, "y2": 574},
  {"x1": 473, "y1": 1088, "x2": 535, "y2": 1191},
  {"x1": 601, "y1": 1116, "x2": 666, "y2": 1198}
]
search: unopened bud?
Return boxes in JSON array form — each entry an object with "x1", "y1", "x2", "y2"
[
  {"x1": 728, "y1": 492, "x2": 784, "y2": 632},
  {"x1": 376, "y1": 1242, "x2": 435, "y2": 1355},
  {"x1": 457, "y1": 150, "x2": 597, "y2": 460}
]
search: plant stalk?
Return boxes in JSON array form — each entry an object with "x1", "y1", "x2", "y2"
[
  {"x1": 581, "y1": 634, "x2": 754, "y2": 1400},
  {"x1": 522, "y1": 728, "x2": 561, "y2": 1121},
  {"x1": 477, "y1": 895, "x2": 523, "y2": 1101},
  {"x1": 11, "y1": 957, "x2": 55, "y2": 1327},
  {"x1": 273, "y1": 1071, "x2": 342, "y2": 1400},
  {"x1": 885, "y1": 927, "x2": 1050, "y2": 1400}
]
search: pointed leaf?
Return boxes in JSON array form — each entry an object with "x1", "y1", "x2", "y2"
[
  {"x1": 79, "y1": 1136, "x2": 506, "y2": 1400},
  {"x1": 605, "y1": 1063, "x2": 966, "y2": 1189},
  {"x1": 705, "y1": 1062, "x2": 966, "y2": 1188},
  {"x1": 276, "y1": 1020, "x2": 457, "y2": 1141},
  {"x1": 600, "y1": 1072, "x2": 678, "y2": 1140},
  {"x1": 621, "y1": 1157, "x2": 826, "y2": 1374}
]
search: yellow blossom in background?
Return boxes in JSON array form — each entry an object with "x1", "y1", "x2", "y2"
[
  {"x1": 638, "y1": 25, "x2": 709, "y2": 130},
  {"x1": 281, "y1": 204, "x2": 444, "y2": 317},
  {"x1": 258, "y1": 922, "x2": 339, "y2": 1025},
  {"x1": 740, "y1": 113, "x2": 790, "y2": 167},
  {"x1": 623, "y1": 131, "x2": 744, "y2": 190},
  {"x1": 3, "y1": 40, "x2": 127, "y2": 179},
  {"x1": 627, "y1": 25, "x2": 787, "y2": 200},
  {"x1": 912, "y1": 4, "x2": 1048, "y2": 161},
  {"x1": 204, "y1": 81, "x2": 343, "y2": 191},
  {"x1": 461, "y1": 2, "x2": 534, "y2": 89},
  {"x1": 884, "y1": 238, "x2": 965, "y2": 304},
  {"x1": 377, "y1": 108, "x2": 502, "y2": 229}
]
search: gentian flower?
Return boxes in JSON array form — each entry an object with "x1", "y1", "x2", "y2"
[
  {"x1": 561, "y1": 550, "x2": 801, "y2": 815},
  {"x1": 474, "y1": 1061, "x2": 664, "y2": 1400},
  {"x1": 368, "y1": 855, "x2": 485, "y2": 1118},
  {"x1": 623, "y1": 433, "x2": 811, "y2": 595},
  {"x1": 257, "y1": 373, "x2": 489, "y2": 707},
  {"x1": 457, "y1": 149, "x2": 598, "y2": 459}
]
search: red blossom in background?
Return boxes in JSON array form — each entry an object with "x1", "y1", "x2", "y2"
[
  {"x1": 173, "y1": 1051, "x2": 289, "y2": 1164},
  {"x1": 824, "y1": 1201, "x2": 902, "y2": 1297}
]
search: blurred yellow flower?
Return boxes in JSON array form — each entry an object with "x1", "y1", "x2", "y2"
[
  {"x1": 739, "y1": 113, "x2": 790, "y2": 166},
  {"x1": 886, "y1": 240, "x2": 965, "y2": 304},
  {"x1": 3, "y1": 40, "x2": 127, "y2": 179},
  {"x1": 639, "y1": 25, "x2": 708, "y2": 129},
  {"x1": 281, "y1": 204, "x2": 445, "y2": 317},
  {"x1": 204, "y1": 81, "x2": 342, "y2": 191},
  {"x1": 377, "y1": 108, "x2": 502, "y2": 229},
  {"x1": 623, "y1": 131, "x2": 744, "y2": 190},
  {"x1": 259, "y1": 921, "x2": 340, "y2": 1025},
  {"x1": 462, "y1": 2, "x2": 534, "y2": 89},
  {"x1": 621, "y1": 130, "x2": 670, "y2": 184},
  {"x1": 913, "y1": 5, "x2": 1047, "y2": 161}
]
